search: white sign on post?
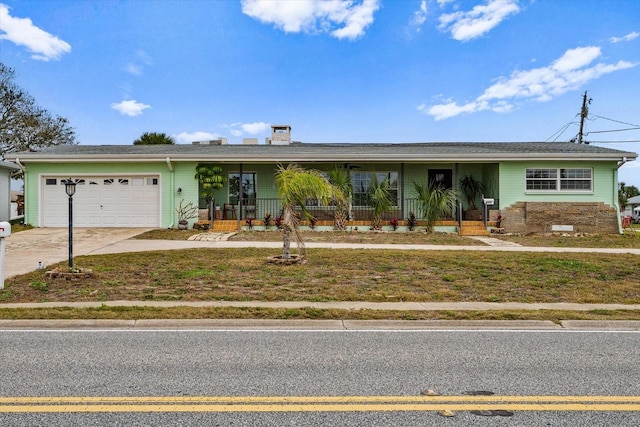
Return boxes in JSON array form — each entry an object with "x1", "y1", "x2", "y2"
[{"x1": 0, "y1": 221, "x2": 10, "y2": 290}]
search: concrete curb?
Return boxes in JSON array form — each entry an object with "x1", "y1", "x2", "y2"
[{"x1": 1, "y1": 319, "x2": 639, "y2": 330}]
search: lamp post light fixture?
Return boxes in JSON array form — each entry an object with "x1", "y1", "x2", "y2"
[{"x1": 62, "y1": 178, "x2": 77, "y2": 268}]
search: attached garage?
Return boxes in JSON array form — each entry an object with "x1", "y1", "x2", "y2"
[{"x1": 41, "y1": 175, "x2": 161, "y2": 227}]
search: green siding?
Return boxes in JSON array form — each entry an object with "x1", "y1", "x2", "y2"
[
  {"x1": 24, "y1": 161, "x2": 179, "y2": 227},
  {"x1": 23, "y1": 158, "x2": 619, "y2": 227},
  {"x1": 499, "y1": 161, "x2": 617, "y2": 209}
]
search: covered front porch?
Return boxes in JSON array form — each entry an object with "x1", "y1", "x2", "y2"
[{"x1": 197, "y1": 198, "x2": 499, "y2": 236}]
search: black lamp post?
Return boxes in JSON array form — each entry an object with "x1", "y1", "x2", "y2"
[{"x1": 63, "y1": 178, "x2": 77, "y2": 268}]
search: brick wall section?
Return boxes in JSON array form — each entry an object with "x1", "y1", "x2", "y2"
[{"x1": 501, "y1": 202, "x2": 619, "y2": 234}]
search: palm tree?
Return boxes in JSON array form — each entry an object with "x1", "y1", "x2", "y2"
[
  {"x1": 459, "y1": 175, "x2": 483, "y2": 211},
  {"x1": 413, "y1": 181, "x2": 457, "y2": 233},
  {"x1": 367, "y1": 173, "x2": 392, "y2": 230},
  {"x1": 274, "y1": 164, "x2": 345, "y2": 260},
  {"x1": 328, "y1": 166, "x2": 353, "y2": 231},
  {"x1": 133, "y1": 132, "x2": 175, "y2": 145}
]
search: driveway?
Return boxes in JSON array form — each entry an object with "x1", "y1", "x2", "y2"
[{"x1": 3, "y1": 228, "x2": 152, "y2": 279}]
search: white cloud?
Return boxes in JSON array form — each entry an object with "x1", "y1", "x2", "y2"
[
  {"x1": 225, "y1": 121, "x2": 271, "y2": 136},
  {"x1": 410, "y1": 0, "x2": 428, "y2": 32},
  {"x1": 124, "y1": 64, "x2": 142, "y2": 76},
  {"x1": 110, "y1": 100, "x2": 151, "y2": 117},
  {"x1": 241, "y1": 121, "x2": 270, "y2": 134},
  {"x1": 610, "y1": 31, "x2": 640, "y2": 43},
  {"x1": 241, "y1": 0, "x2": 380, "y2": 40},
  {"x1": 438, "y1": 0, "x2": 520, "y2": 42},
  {"x1": 0, "y1": 3, "x2": 71, "y2": 61},
  {"x1": 174, "y1": 131, "x2": 221, "y2": 144},
  {"x1": 123, "y1": 50, "x2": 153, "y2": 76},
  {"x1": 420, "y1": 46, "x2": 639, "y2": 120}
]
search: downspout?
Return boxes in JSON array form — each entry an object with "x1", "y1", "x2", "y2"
[
  {"x1": 166, "y1": 157, "x2": 174, "y2": 229},
  {"x1": 237, "y1": 164, "x2": 243, "y2": 230},
  {"x1": 400, "y1": 163, "x2": 405, "y2": 219},
  {"x1": 15, "y1": 158, "x2": 26, "y2": 222},
  {"x1": 614, "y1": 157, "x2": 627, "y2": 234}
]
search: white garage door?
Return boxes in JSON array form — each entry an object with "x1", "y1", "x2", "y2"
[{"x1": 42, "y1": 176, "x2": 160, "y2": 227}]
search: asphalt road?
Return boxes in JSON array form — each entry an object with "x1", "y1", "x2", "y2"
[{"x1": 1, "y1": 328, "x2": 639, "y2": 426}]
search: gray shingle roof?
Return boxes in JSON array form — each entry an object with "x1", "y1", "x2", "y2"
[{"x1": 6, "y1": 141, "x2": 637, "y2": 163}]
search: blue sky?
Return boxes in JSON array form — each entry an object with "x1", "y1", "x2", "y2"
[{"x1": 1, "y1": 0, "x2": 639, "y2": 186}]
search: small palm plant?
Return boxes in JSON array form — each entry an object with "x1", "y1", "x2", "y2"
[
  {"x1": 413, "y1": 181, "x2": 457, "y2": 233},
  {"x1": 459, "y1": 175, "x2": 483, "y2": 211},
  {"x1": 274, "y1": 163, "x2": 345, "y2": 261},
  {"x1": 328, "y1": 166, "x2": 353, "y2": 231},
  {"x1": 367, "y1": 174, "x2": 392, "y2": 230}
]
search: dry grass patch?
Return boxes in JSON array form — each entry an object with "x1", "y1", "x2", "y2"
[
  {"x1": 495, "y1": 233, "x2": 640, "y2": 248},
  {"x1": 0, "y1": 307, "x2": 638, "y2": 322},
  {"x1": 230, "y1": 230, "x2": 486, "y2": 245},
  {"x1": 2, "y1": 248, "x2": 638, "y2": 304}
]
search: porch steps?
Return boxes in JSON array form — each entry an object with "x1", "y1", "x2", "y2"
[
  {"x1": 211, "y1": 220, "x2": 239, "y2": 232},
  {"x1": 459, "y1": 220, "x2": 490, "y2": 236}
]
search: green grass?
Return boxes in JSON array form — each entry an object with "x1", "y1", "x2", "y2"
[
  {"x1": 133, "y1": 228, "x2": 640, "y2": 248},
  {"x1": 3, "y1": 228, "x2": 639, "y2": 320},
  {"x1": 2, "y1": 248, "x2": 638, "y2": 305}
]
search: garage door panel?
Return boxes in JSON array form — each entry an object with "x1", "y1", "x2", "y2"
[{"x1": 42, "y1": 176, "x2": 160, "y2": 228}]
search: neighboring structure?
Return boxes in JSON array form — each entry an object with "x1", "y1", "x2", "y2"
[
  {"x1": 10, "y1": 191, "x2": 24, "y2": 219},
  {"x1": 0, "y1": 161, "x2": 20, "y2": 222},
  {"x1": 5, "y1": 126, "x2": 637, "y2": 234},
  {"x1": 627, "y1": 195, "x2": 640, "y2": 222}
]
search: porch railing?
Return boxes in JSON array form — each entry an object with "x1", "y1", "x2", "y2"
[{"x1": 217, "y1": 198, "x2": 464, "y2": 222}]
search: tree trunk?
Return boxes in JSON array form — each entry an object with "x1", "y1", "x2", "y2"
[
  {"x1": 282, "y1": 226, "x2": 292, "y2": 259},
  {"x1": 334, "y1": 209, "x2": 347, "y2": 231}
]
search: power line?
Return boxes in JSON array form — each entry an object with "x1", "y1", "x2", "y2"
[
  {"x1": 592, "y1": 115, "x2": 640, "y2": 128},
  {"x1": 545, "y1": 121, "x2": 577, "y2": 142},
  {"x1": 587, "y1": 127, "x2": 640, "y2": 134},
  {"x1": 585, "y1": 140, "x2": 640, "y2": 143}
]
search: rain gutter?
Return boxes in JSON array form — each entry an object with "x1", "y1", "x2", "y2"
[
  {"x1": 614, "y1": 157, "x2": 628, "y2": 234},
  {"x1": 167, "y1": 157, "x2": 174, "y2": 229}
]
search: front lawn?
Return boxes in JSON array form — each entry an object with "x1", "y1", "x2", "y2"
[
  {"x1": 132, "y1": 228, "x2": 640, "y2": 248},
  {"x1": 2, "y1": 248, "x2": 638, "y2": 305}
]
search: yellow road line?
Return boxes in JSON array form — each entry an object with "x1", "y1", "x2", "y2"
[
  {"x1": 1, "y1": 403, "x2": 640, "y2": 413},
  {"x1": 2, "y1": 395, "x2": 640, "y2": 404},
  {"x1": 1, "y1": 396, "x2": 640, "y2": 413}
]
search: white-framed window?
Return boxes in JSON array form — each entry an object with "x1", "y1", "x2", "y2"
[
  {"x1": 352, "y1": 171, "x2": 399, "y2": 206},
  {"x1": 526, "y1": 168, "x2": 592, "y2": 192}
]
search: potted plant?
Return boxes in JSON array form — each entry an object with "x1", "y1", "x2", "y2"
[
  {"x1": 367, "y1": 174, "x2": 392, "y2": 231},
  {"x1": 460, "y1": 175, "x2": 484, "y2": 220},
  {"x1": 413, "y1": 181, "x2": 457, "y2": 233},
  {"x1": 194, "y1": 165, "x2": 225, "y2": 221},
  {"x1": 176, "y1": 199, "x2": 198, "y2": 229}
]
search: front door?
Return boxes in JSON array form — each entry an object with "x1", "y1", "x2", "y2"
[{"x1": 428, "y1": 169, "x2": 453, "y2": 189}]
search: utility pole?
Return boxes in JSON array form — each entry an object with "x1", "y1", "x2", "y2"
[{"x1": 577, "y1": 91, "x2": 592, "y2": 144}]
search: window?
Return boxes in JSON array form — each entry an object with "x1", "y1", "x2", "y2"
[
  {"x1": 560, "y1": 168, "x2": 592, "y2": 190},
  {"x1": 352, "y1": 172, "x2": 398, "y2": 206},
  {"x1": 526, "y1": 168, "x2": 592, "y2": 192},
  {"x1": 526, "y1": 169, "x2": 557, "y2": 190}
]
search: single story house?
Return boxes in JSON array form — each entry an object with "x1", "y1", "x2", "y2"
[
  {"x1": 0, "y1": 160, "x2": 20, "y2": 222},
  {"x1": 5, "y1": 126, "x2": 637, "y2": 234}
]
